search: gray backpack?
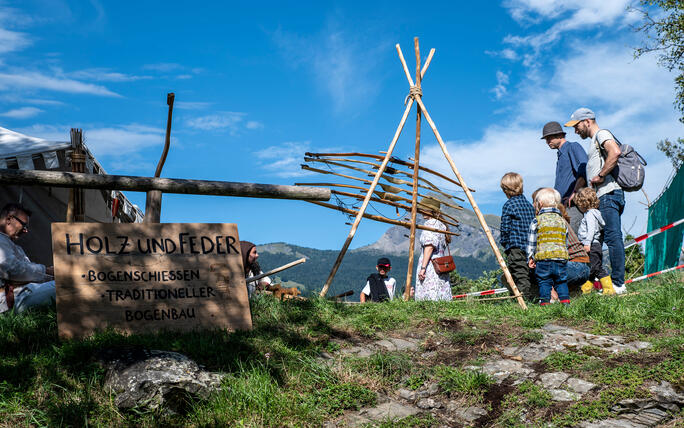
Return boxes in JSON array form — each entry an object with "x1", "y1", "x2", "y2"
[{"x1": 598, "y1": 130, "x2": 647, "y2": 192}]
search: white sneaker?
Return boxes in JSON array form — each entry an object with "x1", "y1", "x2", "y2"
[{"x1": 614, "y1": 285, "x2": 627, "y2": 295}]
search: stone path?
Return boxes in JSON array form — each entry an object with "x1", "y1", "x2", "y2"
[{"x1": 322, "y1": 324, "x2": 682, "y2": 427}]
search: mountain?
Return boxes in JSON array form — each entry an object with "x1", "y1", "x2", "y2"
[{"x1": 353, "y1": 205, "x2": 501, "y2": 257}]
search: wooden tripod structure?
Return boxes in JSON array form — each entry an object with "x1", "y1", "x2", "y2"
[{"x1": 318, "y1": 38, "x2": 527, "y2": 310}]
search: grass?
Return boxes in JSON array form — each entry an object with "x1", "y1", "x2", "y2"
[{"x1": 0, "y1": 273, "x2": 681, "y2": 426}]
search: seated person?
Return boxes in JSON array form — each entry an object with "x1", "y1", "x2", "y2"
[
  {"x1": 360, "y1": 257, "x2": 396, "y2": 302},
  {"x1": 0, "y1": 203, "x2": 55, "y2": 314},
  {"x1": 240, "y1": 240, "x2": 271, "y2": 298}
]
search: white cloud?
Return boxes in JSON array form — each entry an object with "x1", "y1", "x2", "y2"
[
  {"x1": 491, "y1": 70, "x2": 510, "y2": 99},
  {"x1": 0, "y1": 70, "x2": 120, "y2": 96},
  {"x1": 0, "y1": 27, "x2": 30, "y2": 55},
  {"x1": 272, "y1": 23, "x2": 389, "y2": 112},
  {"x1": 186, "y1": 112, "x2": 245, "y2": 131},
  {"x1": 69, "y1": 68, "x2": 151, "y2": 82},
  {"x1": 246, "y1": 120, "x2": 263, "y2": 130},
  {"x1": 175, "y1": 101, "x2": 212, "y2": 110},
  {"x1": 255, "y1": 141, "x2": 313, "y2": 178},
  {"x1": 17, "y1": 123, "x2": 165, "y2": 157},
  {"x1": 185, "y1": 112, "x2": 262, "y2": 134},
  {"x1": 485, "y1": 48, "x2": 519, "y2": 60},
  {"x1": 0, "y1": 106, "x2": 43, "y2": 118},
  {"x1": 143, "y1": 63, "x2": 184, "y2": 72},
  {"x1": 419, "y1": 40, "x2": 683, "y2": 236},
  {"x1": 501, "y1": 0, "x2": 640, "y2": 63}
]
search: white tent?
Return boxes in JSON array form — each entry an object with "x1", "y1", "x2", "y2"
[{"x1": 0, "y1": 126, "x2": 143, "y2": 266}]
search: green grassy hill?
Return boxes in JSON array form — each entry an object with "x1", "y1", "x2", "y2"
[{"x1": 1, "y1": 273, "x2": 681, "y2": 427}]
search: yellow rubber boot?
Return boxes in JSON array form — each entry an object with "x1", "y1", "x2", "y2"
[
  {"x1": 581, "y1": 281, "x2": 594, "y2": 294},
  {"x1": 600, "y1": 276, "x2": 615, "y2": 296}
]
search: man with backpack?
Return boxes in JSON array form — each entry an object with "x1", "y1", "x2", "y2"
[{"x1": 565, "y1": 108, "x2": 629, "y2": 294}]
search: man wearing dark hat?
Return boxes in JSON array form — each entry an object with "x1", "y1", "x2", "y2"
[{"x1": 541, "y1": 120, "x2": 588, "y2": 233}]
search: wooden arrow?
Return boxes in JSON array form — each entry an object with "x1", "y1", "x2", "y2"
[
  {"x1": 306, "y1": 152, "x2": 475, "y2": 192},
  {"x1": 329, "y1": 189, "x2": 459, "y2": 228},
  {"x1": 306, "y1": 155, "x2": 465, "y2": 201},
  {"x1": 307, "y1": 200, "x2": 459, "y2": 236},
  {"x1": 305, "y1": 157, "x2": 464, "y2": 207}
]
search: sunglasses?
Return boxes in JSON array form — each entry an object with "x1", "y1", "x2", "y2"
[
  {"x1": 10, "y1": 215, "x2": 28, "y2": 231},
  {"x1": 377, "y1": 264, "x2": 391, "y2": 268}
]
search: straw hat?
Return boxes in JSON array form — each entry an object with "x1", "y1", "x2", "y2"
[{"x1": 418, "y1": 196, "x2": 441, "y2": 213}]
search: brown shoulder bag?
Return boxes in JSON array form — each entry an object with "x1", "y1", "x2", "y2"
[{"x1": 431, "y1": 246, "x2": 455, "y2": 274}]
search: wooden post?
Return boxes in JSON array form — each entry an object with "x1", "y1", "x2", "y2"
[
  {"x1": 145, "y1": 93, "x2": 174, "y2": 223},
  {"x1": 405, "y1": 37, "x2": 422, "y2": 301},
  {"x1": 66, "y1": 128, "x2": 85, "y2": 223},
  {"x1": 395, "y1": 45, "x2": 527, "y2": 310}
]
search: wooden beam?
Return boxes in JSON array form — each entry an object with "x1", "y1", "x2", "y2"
[
  {"x1": 0, "y1": 169, "x2": 331, "y2": 201},
  {"x1": 406, "y1": 37, "x2": 422, "y2": 301}
]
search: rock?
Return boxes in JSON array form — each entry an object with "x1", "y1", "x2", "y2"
[
  {"x1": 319, "y1": 351, "x2": 334, "y2": 360},
  {"x1": 567, "y1": 377, "x2": 596, "y2": 395},
  {"x1": 99, "y1": 348, "x2": 223, "y2": 414},
  {"x1": 374, "y1": 339, "x2": 397, "y2": 351},
  {"x1": 548, "y1": 389, "x2": 579, "y2": 402},
  {"x1": 649, "y1": 381, "x2": 684, "y2": 405},
  {"x1": 389, "y1": 337, "x2": 419, "y2": 351},
  {"x1": 426, "y1": 382, "x2": 439, "y2": 396},
  {"x1": 579, "y1": 419, "x2": 645, "y2": 427},
  {"x1": 361, "y1": 400, "x2": 420, "y2": 421},
  {"x1": 397, "y1": 388, "x2": 416, "y2": 402},
  {"x1": 416, "y1": 398, "x2": 440, "y2": 409},
  {"x1": 538, "y1": 372, "x2": 570, "y2": 389},
  {"x1": 340, "y1": 346, "x2": 374, "y2": 357},
  {"x1": 453, "y1": 406, "x2": 488, "y2": 422},
  {"x1": 476, "y1": 358, "x2": 534, "y2": 383}
]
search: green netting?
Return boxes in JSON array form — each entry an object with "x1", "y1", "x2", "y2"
[{"x1": 646, "y1": 165, "x2": 684, "y2": 274}]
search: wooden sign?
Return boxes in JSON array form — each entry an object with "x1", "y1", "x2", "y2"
[{"x1": 51, "y1": 223, "x2": 252, "y2": 339}]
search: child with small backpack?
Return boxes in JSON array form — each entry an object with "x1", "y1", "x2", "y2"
[{"x1": 360, "y1": 257, "x2": 396, "y2": 302}]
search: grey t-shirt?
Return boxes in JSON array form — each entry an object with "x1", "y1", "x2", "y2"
[{"x1": 586, "y1": 129, "x2": 621, "y2": 198}]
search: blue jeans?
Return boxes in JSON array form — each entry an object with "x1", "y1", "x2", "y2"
[
  {"x1": 599, "y1": 189, "x2": 625, "y2": 286},
  {"x1": 535, "y1": 260, "x2": 569, "y2": 304},
  {"x1": 566, "y1": 261, "x2": 590, "y2": 290},
  {"x1": 14, "y1": 281, "x2": 56, "y2": 314}
]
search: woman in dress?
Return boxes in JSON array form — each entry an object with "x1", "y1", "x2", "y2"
[
  {"x1": 415, "y1": 198, "x2": 453, "y2": 301},
  {"x1": 240, "y1": 240, "x2": 271, "y2": 297}
]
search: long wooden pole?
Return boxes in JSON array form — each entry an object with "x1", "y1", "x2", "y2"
[
  {"x1": 145, "y1": 92, "x2": 175, "y2": 224},
  {"x1": 307, "y1": 200, "x2": 458, "y2": 236},
  {"x1": 318, "y1": 97, "x2": 416, "y2": 297},
  {"x1": 0, "y1": 169, "x2": 331, "y2": 201},
  {"x1": 405, "y1": 37, "x2": 422, "y2": 301},
  {"x1": 395, "y1": 46, "x2": 527, "y2": 310},
  {"x1": 245, "y1": 258, "x2": 306, "y2": 283}
]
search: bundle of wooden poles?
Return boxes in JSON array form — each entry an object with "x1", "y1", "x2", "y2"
[{"x1": 295, "y1": 152, "x2": 467, "y2": 236}]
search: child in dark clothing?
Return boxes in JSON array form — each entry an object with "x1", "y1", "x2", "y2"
[
  {"x1": 499, "y1": 172, "x2": 536, "y2": 301},
  {"x1": 360, "y1": 257, "x2": 396, "y2": 302}
]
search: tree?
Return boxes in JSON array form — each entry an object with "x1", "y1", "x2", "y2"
[
  {"x1": 634, "y1": 1, "x2": 684, "y2": 123},
  {"x1": 656, "y1": 137, "x2": 684, "y2": 168}
]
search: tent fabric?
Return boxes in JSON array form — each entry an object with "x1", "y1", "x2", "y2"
[
  {"x1": 0, "y1": 126, "x2": 71, "y2": 158},
  {"x1": 645, "y1": 165, "x2": 684, "y2": 274},
  {"x1": 0, "y1": 126, "x2": 144, "y2": 265}
]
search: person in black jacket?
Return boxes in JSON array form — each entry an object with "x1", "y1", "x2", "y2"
[{"x1": 360, "y1": 257, "x2": 396, "y2": 302}]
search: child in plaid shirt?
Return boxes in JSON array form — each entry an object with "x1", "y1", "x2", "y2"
[{"x1": 499, "y1": 172, "x2": 536, "y2": 301}]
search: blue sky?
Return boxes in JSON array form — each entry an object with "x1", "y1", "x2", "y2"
[{"x1": 1, "y1": 0, "x2": 681, "y2": 250}]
